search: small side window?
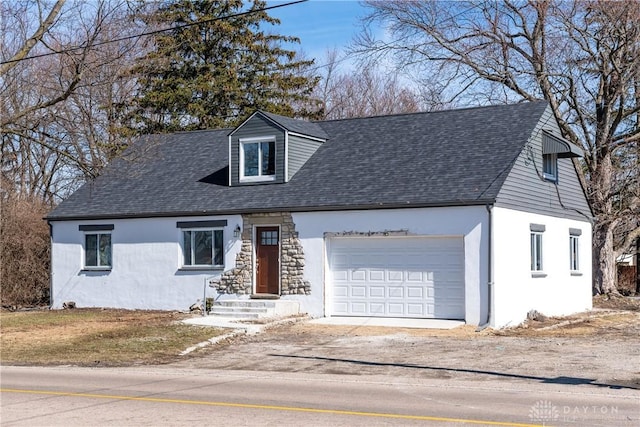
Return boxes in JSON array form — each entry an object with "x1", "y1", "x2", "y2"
[
  {"x1": 569, "y1": 235, "x2": 579, "y2": 271},
  {"x1": 530, "y1": 232, "x2": 543, "y2": 271},
  {"x1": 543, "y1": 153, "x2": 558, "y2": 182},
  {"x1": 569, "y1": 228, "x2": 581, "y2": 273},
  {"x1": 85, "y1": 233, "x2": 112, "y2": 269},
  {"x1": 530, "y1": 223, "x2": 545, "y2": 276}
]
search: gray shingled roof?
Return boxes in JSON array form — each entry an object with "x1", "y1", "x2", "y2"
[
  {"x1": 251, "y1": 110, "x2": 328, "y2": 139},
  {"x1": 47, "y1": 101, "x2": 549, "y2": 220}
]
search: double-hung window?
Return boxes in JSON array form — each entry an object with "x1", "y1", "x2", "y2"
[
  {"x1": 569, "y1": 228, "x2": 581, "y2": 273},
  {"x1": 240, "y1": 137, "x2": 275, "y2": 181},
  {"x1": 177, "y1": 220, "x2": 226, "y2": 268},
  {"x1": 530, "y1": 224, "x2": 545, "y2": 275},
  {"x1": 79, "y1": 224, "x2": 113, "y2": 269}
]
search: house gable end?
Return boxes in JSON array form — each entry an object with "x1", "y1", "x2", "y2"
[{"x1": 495, "y1": 105, "x2": 592, "y2": 221}]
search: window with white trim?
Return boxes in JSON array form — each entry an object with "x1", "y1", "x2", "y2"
[
  {"x1": 79, "y1": 224, "x2": 113, "y2": 269},
  {"x1": 85, "y1": 233, "x2": 112, "y2": 269},
  {"x1": 569, "y1": 228, "x2": 581, "y2": 272},
  {"x1": 543, "y1": 152, "x2": 558, "y2": 182},
  {"x1": 240, "y1": 137, "x2": 275, "y2": 181},
  {"x1": 182, "y1": 229, "x2": 224, "y2": 267},
  {"x1": 531, "y1": 232, "x2": 543, "y2": 271},
  {"x1": 530, "y1": 223, "x2": 545, "y2": 273}
]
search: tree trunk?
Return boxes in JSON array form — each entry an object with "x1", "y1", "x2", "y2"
[
  {"x1": 592, "y1": 220, "x2": 619, "y2": 294},
  {"x1": 588, "y1": 142, "x2": 621, "y2": 295}
]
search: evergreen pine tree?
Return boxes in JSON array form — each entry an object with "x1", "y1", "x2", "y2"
[{"x1": 122, "y1": 0, "x2": 320, "y2": 133}]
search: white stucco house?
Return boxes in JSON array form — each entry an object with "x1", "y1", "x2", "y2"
[{"x1": 47, "y1": 101, "x2": 593, "y2": 327}]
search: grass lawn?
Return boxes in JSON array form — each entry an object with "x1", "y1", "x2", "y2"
[{"x1": 0, "y1": 309, "x2": 223, "y2": 366}]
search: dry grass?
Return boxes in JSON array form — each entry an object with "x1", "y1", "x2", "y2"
[
  {"x1": 494, "y1": 311, "x2": 640, "y2": 338},
  {"x1": 0, "y1": 309, "x2": 222, "y2": 366},
  {"x1": 593, "y1": 293, "x2": 640, "y2": 311},
  {"x1": 489, "y1": 295, "x2": 640, "y2": 338},
  {"x1": 286, "y1": 296, "x2": 640, "y2": 340}
]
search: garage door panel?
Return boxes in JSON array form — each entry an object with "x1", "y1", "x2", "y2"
[
  {"x1": 406, "y1": 271, "x2": 424, "y2": 282},
  {"x1": 330, "y1": 237, "x2": 464, "y2": 319},
  {"x1": 350, "y1": 286, "x2": 366, "y2": 297},
  {"x1": 406, "y1": 286, "x2": 424, "y2": 298},
  {"x1": 350, "y1": 302, "x2": 367, "y2": 314},
  {"x1": 369, "y1": 286, "x2": 386, "y2": 298},
  {"x1": 388, "y1": 286, "x2": 403, "y2": 298},
  {"x1": 407, "y1": 304, "x2": 425, "y2": 316},
  {"x1": 334, "y1": 285, "x2": 348, "y2": 297},
  {"x1": 369, "y1": 270, "x2": 385, "y2": 281},
  {"x1": 369, "y1": 303, "x2": 385, "y2": 314},
  {"x1": 386, "y1": 270, "x2": 402, "y2": 281},
  {"x1": 387, "y1": 303, "x2": 404, "y2": 315},
  {"x1": 334, "y1": 302, "x2": 348, "y2": 312},
  {"x1": 351, "y1": 270, "x2": 366, "y2": 281}
]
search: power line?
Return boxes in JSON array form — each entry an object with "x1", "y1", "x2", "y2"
[{"x1": 0, "y1": 0, "x2": 308, "y2": 66}]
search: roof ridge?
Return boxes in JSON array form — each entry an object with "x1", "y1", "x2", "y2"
[
  {"x1": 314, "y1": 100, "x2": 547, "y2": 124},
  {"x1": 173, "y1": 127, "x2": 233, "y2": 134}
]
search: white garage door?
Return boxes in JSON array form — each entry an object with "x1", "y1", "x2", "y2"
[{"x1": 329, "y1": 237, "x2": 465, "y2": 319}]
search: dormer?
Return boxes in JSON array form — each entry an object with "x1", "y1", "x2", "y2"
[
  {"x1": 228, "y1": 111, "x2": 328, "y2": 186},
  {"x1": 541, "y1": 130, "x2": 582, "y2": 182}
]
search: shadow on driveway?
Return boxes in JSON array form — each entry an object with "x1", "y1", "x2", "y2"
[{"x1": 269, "y1": 354, "x2": 638, "y2": 391}]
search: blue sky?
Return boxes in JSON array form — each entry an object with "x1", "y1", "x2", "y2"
[{"x1": 266, "y1": 0, "x2": 369, "y2": 67}]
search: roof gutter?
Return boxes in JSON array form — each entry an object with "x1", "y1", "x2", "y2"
[
  {"x1": 477, "y1": 203, "x2": 494, "y2": 331},
  {"x1": 46, "y1": 199, "x2": 497, "y2": 222}
]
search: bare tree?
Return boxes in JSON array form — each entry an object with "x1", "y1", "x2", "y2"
[
  {"x1": 1, "y1": 0, "x2": 142, "y2": 202},
  {"x1": 315, "y1": 50, "x2": 428, "y2": 120},
  {"x1": 0, "y1": 0, "x2": 143, "y2": 306},
  {"x1": 0, "y1": 0, "x2": 66, "y2": 76},
  {"x1": 354, "y1": 0, "x2": 640, "y2": 294}
]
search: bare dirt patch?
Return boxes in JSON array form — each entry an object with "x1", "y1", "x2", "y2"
[
  {"x1": 593, "y1": 293, "x2": 640, "y2": 311},
  {"x1": 173, "y1": 304, "x2": 640, "y2": 390},
  {"x1": 495, "y1": 310, "x2": 640, "y2": 338},
  {"x1": 1, "y1": 308, "x2": 223, "y2": 366}
]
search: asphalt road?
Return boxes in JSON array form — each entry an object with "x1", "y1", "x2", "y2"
[{"x1": 1, "y1": 366, "x2": 638, "y2": 426}]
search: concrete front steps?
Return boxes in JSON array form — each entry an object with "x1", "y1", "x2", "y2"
[{"x1": 209, "y1": 299, "x2": 300, "y2": 319}]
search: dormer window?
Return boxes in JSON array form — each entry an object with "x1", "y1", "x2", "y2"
[
  {"x1": 240, "y1": 137, "x2": 276, "y2": 182},
  {"x1": 543, "y1": 152, "x2": 557, "y2": 182},
  {"x1": 229, "y1": 111, "x2": 327, "y2": 186},
  {"x1": 541, "y1": 131, "x2": 582, "y2": 183}
]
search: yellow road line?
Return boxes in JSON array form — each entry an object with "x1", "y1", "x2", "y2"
[{"x1": 1, "y1": 388, "x2": 542, "y2": 427}]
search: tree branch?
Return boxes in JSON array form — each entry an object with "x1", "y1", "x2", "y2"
[
  {"x1": 0, "y1": 0, "x2": 66, "y2": 76},
  {"x1": 616, "y1": 224, "x2": 640, "y2": 259}
]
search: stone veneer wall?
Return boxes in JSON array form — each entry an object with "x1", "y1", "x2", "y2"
[{"x1": 210, "y1": 212, "x2": 310, "y2": 295}]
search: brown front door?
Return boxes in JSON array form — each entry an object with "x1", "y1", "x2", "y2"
[{"x1": 255, "y1": 226, "x2": 280, "y2": 294}]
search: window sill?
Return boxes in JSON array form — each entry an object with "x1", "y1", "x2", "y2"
[
  {"x1": 239, "y1": 175, "x2": 276, "y2": 183},
  {"x1": 570, "y1": 271, "x2": 583, "y2": 276},
  {"x1": 179, "y1": 266, "x2": 224, "y2": 271},
  {"x1": 531, "y1": 272, "x2": 547, "y2": 278},
  {"x1": 81, "y1": 268, "x2": 112, "y2": 272}
]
